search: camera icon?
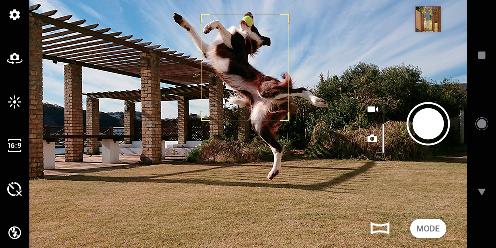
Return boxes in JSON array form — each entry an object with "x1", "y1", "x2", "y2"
[{"x1": 366, "y1": 134, "x2": 377, "y2": 143}]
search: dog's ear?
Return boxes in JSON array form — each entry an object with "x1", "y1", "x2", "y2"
[
  {"x1": 281, "y1": 72, "x2": 291, "y2": 81},
  {"x1": 251, "y1": 25, "x2": 271, "y2": 46},
  {"x1": 281, "y1": 72, "x2": 292, "y2": 88},
  {"x1": 261, "y1": 36, "x2": 271, "y2": 46}
]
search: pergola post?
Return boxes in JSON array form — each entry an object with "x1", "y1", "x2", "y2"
[
  {"x1": 140, "y1": 52, "x2": 161, "y2": 163},
  {"x1": 29, "y1": 14, "x2": 44, "y2": 178},
  {"x1": 209, "y1": 77, "x2": 224, "y2": 138},
  {"x1": 124, "y1": 101, "x2": 135, "y2": 144},
  {"x1": 64, "y1": 64, "x2": 84, "y2": 162},
  {"x1": 177, "y1": 96, "x2": 189, "y2": 144},
  {"x1": 238, "y1": 108, "x2": 250, "y2": 142},
  {"x1": 86, "y1": 97, "x2": 100, "y2": 154}
]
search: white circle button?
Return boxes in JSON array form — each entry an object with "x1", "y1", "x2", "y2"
[
  {"x1": 407, "y1": 102, "x2": 450, "y2": 146},
  {"x1": 475, "y1": 117, "x2": 488, "y2": 130},
  {"x1": 412, "y1": 108, "x2": 444, "y2": 139}
]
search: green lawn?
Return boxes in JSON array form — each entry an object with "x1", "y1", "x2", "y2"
[{"x1": 30, "y1": 159, "x2": 466, "y2": 247}]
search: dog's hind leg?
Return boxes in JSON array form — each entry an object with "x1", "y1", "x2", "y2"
[
  {"x1": 259, "y1": 127, "x2": 283, "y2": 180},
  {"x1": 227, "y1": 95, "x2": 249, "y2": 108},
  {"x1": 203, "y1": 20, "x2": 233, "y2": 49},
  {"x1": 275, "y1": 88, "x2": 328, "y2": 108},
  {"x1": 173, "y1": 13, "x2": 209, "y2": 56},
  {"x1": 251, "y1": 102, "x2": 285, "y2": 180}
]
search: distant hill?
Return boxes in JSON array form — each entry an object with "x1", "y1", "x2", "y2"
[
  {"x1": 43, "y1": 103, "x2": 64, "y2": 126},
  {"x1": 43, "y1": 103, "x2": 137, "y2": 128},
  {"x1": 106, "y1": 111, "x2": 142, "y2": 122}
]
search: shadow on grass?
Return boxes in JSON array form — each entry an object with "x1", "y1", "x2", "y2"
[
  {"x1": 47, "y1": 160, "x2": 206, "y2": 174},
  {"x1": 425, "y1": 156, "x2": 467, "y2": 164},
  {"x1": 47, "y1": 164, "x2": 140, "y2": 174},
  {"x1": 46, "y1": 161, "x2": 376, "y2": 191}
]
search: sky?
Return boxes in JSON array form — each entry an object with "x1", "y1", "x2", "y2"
[{"x1": 32, "y1": 0, "x2": 467, "y2": 119}]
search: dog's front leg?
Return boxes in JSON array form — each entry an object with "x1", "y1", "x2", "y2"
[
  {"x1": 204, "y1": 20, "x2": 233, "y2": 49},
  {"x1": 173, "y1": 13, "x2": 209, "y2": 56}
]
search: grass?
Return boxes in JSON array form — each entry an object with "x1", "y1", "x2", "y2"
[{"x1": 30, "y1": 159, "x2": 466, "y2": 247}]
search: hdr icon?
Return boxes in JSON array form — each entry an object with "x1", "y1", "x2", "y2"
[{"x1": 410, "y1": 219, "x2": 446, "y2": 239}]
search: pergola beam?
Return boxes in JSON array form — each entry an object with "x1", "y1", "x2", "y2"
[
  {"x1": 32, "y1": 11, "x2": 214, "y2": 73},
  {"x1": 32, "y1": 3, "x2": 215, "y2": 89},
  {"x1": 84, "y1": 84, "x2": 220, "y2": 102}
]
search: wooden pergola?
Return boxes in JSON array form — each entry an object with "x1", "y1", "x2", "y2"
[
  {"x1": 28, "y1": 4, "x2": 235, "y2": 178},
  {"x1": 84, "y1": 84, "x2": 231, "y2": 147},
  {"x1": 29, "y1": 4, "x2": 215, "y2": 84}
]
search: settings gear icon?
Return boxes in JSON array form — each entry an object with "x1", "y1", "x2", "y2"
[{"x1": 9, "y1": 9, "x2": 21, "y2": 21}]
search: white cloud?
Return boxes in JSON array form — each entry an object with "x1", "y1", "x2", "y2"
[
  {"x1": 76, "y1": 3, "x2": 104, "y2": 21},
  {"x1": 38, "y1": 0, "x2": 467, "y2": 117},
  {"x1": 29, "y1": 0, "x2": 79, "y2": 20},
  {"x1": 289, "y1": 0, "x2": 467, "y2": 87},
  {"x1": 81, "y1": 67, "x2": 140, "y2": 93}
]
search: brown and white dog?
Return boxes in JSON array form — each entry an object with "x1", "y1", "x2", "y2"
[{"x1": 173, "y1": 13, "x2": 327, "y2": 179}]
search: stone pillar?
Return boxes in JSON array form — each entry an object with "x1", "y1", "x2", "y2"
[
  {"x1": 29, "y1": 15, "x2": 44, "y2": 178},
  {"x1": 64, "y1": 64, "x2": 84, "y2": 162},
  {"x1": 209, "y1": 77, "x2": 224, "y2": 138},
  {"x1": 238, "y1": 108, "x2": 250, "y2": 142},
  {"x1": 140, "y1": 52, "x2": 161, "y2": 163},
  {"x1": 177, "y1": 96, "x2": 189, "y2": 144},
  {"x1": 124, "y1": 101, "x2": 135, "y2": 144},
  {"x1": 86, "y1": 97, "x2": 100, "y2": 154}
]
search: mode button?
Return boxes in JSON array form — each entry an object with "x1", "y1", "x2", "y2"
[{"x1": 410, "y1": 219, "x2": 446, "y2": 238}]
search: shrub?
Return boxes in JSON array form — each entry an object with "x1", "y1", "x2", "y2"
[
  {"x1": 186, "y1": 146, "x2": 201, "y2": 162},
  {"x1": 195, "y1": 138, "x2": 241, "y2": 163},
  {"x1": 187, "y1": 137, "x2": 295, "y2": 163},
  {"x1": 306, "y1": 121, "x2": 429, "y2": 160},
  {"x1": 382, "y1": 121, "x2": 430, "y2": 160}
]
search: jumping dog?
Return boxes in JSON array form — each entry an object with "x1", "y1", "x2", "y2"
[{"x1": 173, "y1": 13, "x2": 327, "y2": 179}]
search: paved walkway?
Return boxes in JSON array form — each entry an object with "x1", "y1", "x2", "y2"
[{"x1": 44, "y1": 155, "x2": 141, "y2": 177}]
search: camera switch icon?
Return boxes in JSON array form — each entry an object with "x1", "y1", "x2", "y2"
[{"x1": 7, "y1": 53, "x2": 23, "y2": 64}]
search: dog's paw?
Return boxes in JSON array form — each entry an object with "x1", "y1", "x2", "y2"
[
  {"x1": 203, "y1": 25, "x2": 213, "y2": 34},
  {"x1": 310, "y1": 96, "x2": 328, "y2": 108},
  {"x1": 203, "y1": 20, "x2": 220, "y2": 34},
  {"x1": 267, "y1": 169, "x2": 280, "y2": 180},
  {"x1": 174, "y1": 13, "x2": 191, "y2": 31},
  {"x1": 173, "y1": 13, "x2": 183, "y2": 24}
]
